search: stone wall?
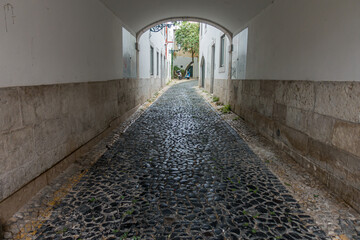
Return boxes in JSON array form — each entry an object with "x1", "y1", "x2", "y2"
[
  {"x1": 225, "y1": 79, "x2": 360, "y2": 212},
  {"x1": 0, "y1": 77, "x2": 164, "y2": 222}
]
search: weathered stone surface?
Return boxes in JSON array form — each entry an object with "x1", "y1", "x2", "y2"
[
  {"x1": 0, "y1": 135, "x2": 7, "y2": 174},
  {"x1": 332, "y1": 121, "x2": 360, "y2": 158},
  {"x1": 275, "y1": 81, "x2": 315, "y2": 111},
  {"x1": 327, "y1": 176, "x2": 354, "y2": 206},
  {"x1": 307, "y1": 112, "x2": 335, "y2": 144},
  {"x1": 0, "y1": 78, "x2": 165, "y2": 203},
  {"x1": 0, "y1": 88, "x2": 22, "y2": 132},
  {"x1": 286, "y1": 106, "x2": 309, "y2": 133},
  {"x1": 252, "y1": 112, "x2": 274, "y2": 138},
  {"x1": 278, "y1": 125, "x2": 309, "y2": 154},
  {"x1": 1, "y1": 127, "x2": 35, "y2": 175},
  {"x1": 229, "y1": 80, "x2": 360, "y2": 213},
  {"x1": 242, "y1": 80, "x2": 260, "y2": 96},
  {"x1": 287, "y1": 81, "x2": 315, "y2": 111},
  {"x1": 307, "y1": 138, "x2": 327, "y2": 169},
  {"x1": 258, "y1": 96, "x2": 273, "y2": 118},
  {"x1": 315, "y1": 81, "x2": 360, "y2": 123},
  {"x1": 34, "y1": 118, "x2": 68, "y2": 155},
  {"x1": 15, "y1": 81, "x2": 324, "y2": 239},
  {"x1": 19, "y1": 85, "x2": 61, "y2": 126},
  {"x1": 1, "y1": 167, "x2": 26, "y2": 201},
  {"x1": 352, "y1": 189, "x2": 360, "y2": 212},
  {"x1": 273, "y1": 103, "x2": 287, "y2": 124},
  {"x1": 260, "y1": 80, "x2": 276, "y2": 99}
]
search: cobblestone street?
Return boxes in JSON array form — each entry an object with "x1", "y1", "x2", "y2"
[{"x1": 7, "y1": 81, "x2": 331, "y2": 239}]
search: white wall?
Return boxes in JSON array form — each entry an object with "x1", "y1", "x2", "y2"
[
  {"x1": 139, "y1": 29, "x2": 166, "y2": 79},
  {"x1": 122, "y1": 28, "x2": 137, "y2": 79},
  {"x1": 0, "y1": 0, "x2": 123, "y2": 88},
  {"x1": 244, "y1": 0, "x2": 360, "y2": 82},
  {"x1": 232, "y1": 28, "x2": 248, "y2": 79},
  {"x1": 199, "y1": 24, "x2": 229, "y2": 80}
]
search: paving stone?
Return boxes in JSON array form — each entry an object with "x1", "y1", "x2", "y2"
[
  {"x1": 6, "y1": 80, "x2": 359, "y2": 239},
  {"x1": 10, "y1": 80, "x2": 324, "y2": 239}
]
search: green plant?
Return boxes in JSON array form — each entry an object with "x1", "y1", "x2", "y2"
[
  {"x1": 276, "y1": 236, "x2": 282, "y2": 239},
  {"x1": 284, "y1": 182, "x2": 292, "y2": 187},
  {"x1": 220, "y1": 104, "x2": 231, "y2": 114},
  {"x1": 89, "y1": 197, "x2": 96, "y2": 202},
  {"x1": 173, "y1": 65, "x2": 185, "y2": 78},
  {"x1": 249, "y1": 186, "x2": 259, "y2": 193},
  {"x1": 124, "y1": 209, "x2": 134, "y2": 216},
  {"x1": 57, "y1": 227, "x2": 68, "y2": 234},
  {"x1": 212, "y1": 96, "x2": 219, "y2": 102},
  {"x1": 120, "y1": 232, "x2": 129, "y2": 240},
  {"x1": 242, "y1": 210, "x2": 247, "y2": 215},
  {"x1": 251, "y1": 229, "x2": 257, "y2": 234},
  {"x1": 233, "y1": 116, "x2": 240, "y2": 121},
  {"x1": 174, "y1": 22, "x2": 200, "y2": 72},
  {"x1": 243, "y1": 223, "x2": 249, "y2": 227},
  {"x1": 270, "y1": 211, "x2": 275, "y2": 216}
]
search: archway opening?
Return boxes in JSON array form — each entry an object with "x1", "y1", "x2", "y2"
[{"x1": 135, "y1": 18, "x2": 232, "y2": 92}]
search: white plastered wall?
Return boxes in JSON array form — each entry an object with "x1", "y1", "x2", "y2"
[
  {"x1": 244, "y1": 0, "x2": 360, "y2": 82},
  {"x1": 0, "y1": 0, "x2": 123, "y2": 88},
  {"x1": 123, "y1": 27, "x2": 137, "y2": 79},
  {"x1": 199, "y1": 24, "x2": 228, "y2": 80},
  {"x1": 138, "y1": 30, "x2": 166, "y2": 79}
]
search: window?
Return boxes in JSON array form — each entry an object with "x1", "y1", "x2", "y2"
[
  {"x1": 150, "y1": 46, "x2": 154, "y2": 75},
  {"x1": 157, "y1": 52, "x2": 159, "y2": 76},
  {"x1": 220, "y1": 35, "x2": 225, "y2": 67}
]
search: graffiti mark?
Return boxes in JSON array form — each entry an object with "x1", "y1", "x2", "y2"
[{"x1": 4, "y1": 3, "x2": 15, "y2": 32}]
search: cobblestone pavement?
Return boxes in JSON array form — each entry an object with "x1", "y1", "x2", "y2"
[
  {"x1": 5, "y1": 81, "x2": 331, "y2": 239},
  {"x1": 197, "y1": 87, "x2": 360, "y2": 240}
]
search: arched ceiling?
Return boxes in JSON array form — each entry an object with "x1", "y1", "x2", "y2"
[{"x1": 100, "y1": 0, "x2": 273, "y2": 37}]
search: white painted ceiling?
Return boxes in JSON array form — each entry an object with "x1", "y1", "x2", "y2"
[{"x1": 100, "y1": 0, "x2": 273, "y2": 36}]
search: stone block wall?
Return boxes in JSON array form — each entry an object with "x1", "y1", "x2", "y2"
[
  {"x1": 202, "y1": 78, "x2": 229, "y2": 104},
  {"x1": 0, "y1": 77, "x2": 164, "y2": 221},
  {"x1": 226, "y1": 79, "x2": 360, "y2": 212}
]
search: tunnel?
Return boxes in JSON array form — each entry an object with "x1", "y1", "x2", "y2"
[{"x1": 0, "y1": 0, "x2": 359, "y2": 239}]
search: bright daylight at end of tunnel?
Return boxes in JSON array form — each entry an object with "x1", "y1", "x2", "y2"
[{"x1": 0, "y1": 0, "x2": 360, "y2": 239}]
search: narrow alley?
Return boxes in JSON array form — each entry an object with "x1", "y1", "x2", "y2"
[
  {"x1": 9, "y1": 81, "x2": 328, "y2": 239},
  {"x1": 1, "y1": 1, "x2": 360, "y2": 239}
]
